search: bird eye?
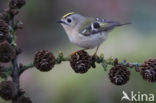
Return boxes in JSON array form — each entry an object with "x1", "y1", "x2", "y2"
[{"x1": 67, "y1": 18, "x2": 72, "y2": 23}]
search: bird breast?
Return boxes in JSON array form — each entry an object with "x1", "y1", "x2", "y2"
[{"x1": 67, "y1": 30, "x2": 108, "y2": 49}]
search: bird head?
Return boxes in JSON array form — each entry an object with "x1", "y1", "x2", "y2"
[{"x1": 57, "y1": 12, "x2": 86, "y2": 31}]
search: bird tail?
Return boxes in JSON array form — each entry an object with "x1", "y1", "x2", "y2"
[
  {"x1": 116, "y1": 22, "x2": 131, "y2": 27},
  {"x1": 103, "y1": 22, "x2": 131, "y2": 31}
]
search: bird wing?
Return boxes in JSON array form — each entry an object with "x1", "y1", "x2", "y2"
[
  {"x1": 79, "y1": 17, "x2": 94, "y2": 36},
  {"x1": 79, "y1": 18, "x2": 130, "y2": 36}
]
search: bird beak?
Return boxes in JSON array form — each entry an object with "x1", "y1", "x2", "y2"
[{"x1": 57, "y1": 20, "x2": 65, "y2": 24}]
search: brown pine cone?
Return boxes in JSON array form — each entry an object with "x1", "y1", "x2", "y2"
[
  {"x1": 109, "y1": 64, "x2": 130, "y2": 85},
  {"x1": 141, "y1": 59, "x2": 156, "y2": 82},
  {"x1": 34, "y1": 50, "x2": 56, "y2": 72},
  {"x1": 6, "y1": 9, "x2": 19, "y2": 16},
  {"x1": 70, "y1": 50, "x2": 92, "y2": 74},
  {"x1": 9, "y1": 0, "x2": 26, "y2": 9},
  {"x1": 0, "y1": 41, "x2": 16, "y2": 63},
  {"x1": 0, "y1": 20, "x2": 9, "y2": 42},
  {"x1": 17, "y1": 96, "x2": 32, "y2": 103},
  {"x1": 0, "y1": 81, "x2": 16, "y2": 100}
]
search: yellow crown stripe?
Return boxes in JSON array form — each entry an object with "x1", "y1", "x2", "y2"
[{"x1": 63, "y1": 12, "x2": 75, "y2": 18}]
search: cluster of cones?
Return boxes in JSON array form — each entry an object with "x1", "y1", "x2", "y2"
[
  {"x1": 0, "y1": 81, "x2": 31, "y2": 103},
  {"x1": 0, "y1": 0, "x2": 26, "y2": 63},
  {"x1": 33, "y1": 50, "x2": 156, "y2": 86},
  {"x1": 0, "y1": 0, "x2": 32, "y2": 103}
]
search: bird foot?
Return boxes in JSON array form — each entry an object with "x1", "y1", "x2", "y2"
[{"x1": 70, "y1": 49, "x2": 87, "y2": 56}]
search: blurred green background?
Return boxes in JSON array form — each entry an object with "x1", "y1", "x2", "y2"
[{"x1": 1, "y1": 0, "x2": 156, "y2": 103}]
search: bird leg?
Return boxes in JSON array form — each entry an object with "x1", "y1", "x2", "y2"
[{"x1": 93, "y1": 46, "x2": 99, "y2": 57}]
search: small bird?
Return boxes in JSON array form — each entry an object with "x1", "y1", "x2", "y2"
[{"x1": 58, "y1": 12, "x2": 130, "y2": 55}]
